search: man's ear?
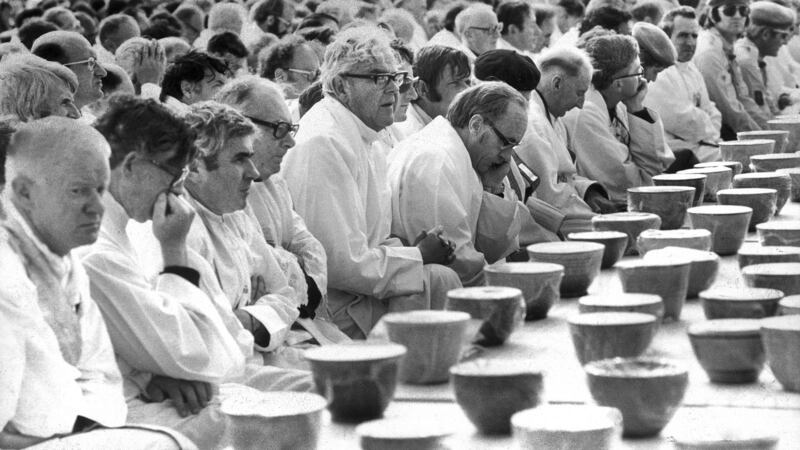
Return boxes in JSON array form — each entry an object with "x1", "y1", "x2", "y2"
[
  {"x1": 180, "y1": 80, "x2": 197, "y2": 101},
  {"x1": 552, "y1": 74, "x2": 563, "y2": 91},
  {"x1": 507, "y1": 24, "x2": 520, "y2": 36},
  {"x1": 330, "y1": 76, "x2": 349, "y2": 102},
  {"x1": 468, "y1": 113, "x2": 484, "y2": 135},
  {"x1": 274, "y1": 67, "x2": 288, "y2": 82},
  {"x1": 266, "y1": 16, "x2": 277, "y2": 27},
  {"x1": 10, "y1": 175, "x2": 35, "y2": 213},
  {"x1": 416, "y1": 79, "x2": 430, "y2": 100}
]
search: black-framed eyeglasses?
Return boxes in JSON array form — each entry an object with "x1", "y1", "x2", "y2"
[
  {"x1": 468, "y1": 23, "x2": 503, "y2": 34},
  {"x1": 246, "y1": 115, "x2": 300, "y2": 139},
  {"x1": 718, "y1": 5, "x2": 749, "y2": 17},
  {"x1": 341, "y1": 71, "x2": 408, "y2": 89},
  {"x1": 399, "y1": 75, "x2": 418, "y2": 94},
  {"x1": 63, "y1": 56, "x2": 98, "y2": 71},
  {"x1": 485, "y1": 118, "x2": 519, "y2": 149},
  {"x1": 287, "y1": 67, "x2": 320, "y2": 82},
  {"x1": 145, "y1": 158, "x2": 189, "y2": 194},
  {"x1": 613, "y1": 67, "x2": 644, "y2": 80}
]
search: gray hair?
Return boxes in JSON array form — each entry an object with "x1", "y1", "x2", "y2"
[
  {"x1": 215, "y1": 75, "x2": 285, "y2": 109},
  {"x1": 536, "y1": 46, "x2": 593, "y2": 78},
  {"x1": 0, "y1": 54, "x2": 78, "y2": 121},
  {"x1": 208, "y1": 2, "x2": 246, "y2": 33},
  {"x1": 454, "y1": 3, "x2": 495, "y2": 36},
  {"x1": 380, "y1": 8, "x2": 416, "y2": 44},
  {"x1": 320, "y1": 25, "x2": 395, "y2": 98},
  {"x1": 447, "y1": 81, "x2": 528, "y2": 129},
  {"x1": 184, "y1": 101, "x2": 255, "y2": 170}
]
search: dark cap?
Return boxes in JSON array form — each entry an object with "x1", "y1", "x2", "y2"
[
  {"x1": 633, "y1": 22, "x2": 677, "y2": 68},
  {"x1": 474, "y1": 49, "x2": 540, "y2": 92},
  {"x1": 708, "y1": 0, "x2": 750, "y2": 8},
  {"x1": 749, "y1": 1, "x2": 795, "y2": 29}
]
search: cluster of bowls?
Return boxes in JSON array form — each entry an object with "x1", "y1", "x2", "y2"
[
  {"x1": 591, "y1": 212, "x2": 661, "y2": 255},
  {"x1": 737, "y1": 129, "x2": 789, "y2": 153},
  {"x1": 615, "y1": 255, "x2": 692, "y2": 320},
  {"x1": 679, "y1": 166, "x2": 733, "y2": 202},
  {"x1": 733, "y1": 172, "x2": 792, "y2": 215},
  {"x1": 718, "y1": 139, "x2": 775, "y2": 173}
]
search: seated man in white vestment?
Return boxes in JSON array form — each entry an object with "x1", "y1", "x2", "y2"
[
  {"x1": 388, "y1": 82, "x2": 530, "y2": 286},
  {"x1": 394, "y1": 45, "x2": 472, "y2": 140},
  {"x1": 564, "y1": 33, "x2": 674, "y2": 203},
  {"x1": 515, "y1": 46, "x2": 623, "y2": 235},
  {"x1": 81, "y1": 96, "x2": 312, "y2": 448},
  {"x1": 645, "y1": 7, "x2": 722, "y2": 162},
  {"x1": 182, "y1": 100, "x2": 347, "y2": 357},
  {"x1": 0, "y1": 118, "x2": 193, "y2": 449},
  {"x1": 282, "y1": 26, "x2": 462, "y2": 339},
  {"x1": 215, "y1": 77, "x2": 345, "y2": 345}
]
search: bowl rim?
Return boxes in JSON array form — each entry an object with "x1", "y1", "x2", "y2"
[
  {"x1": 687, "y1": 205, "x2": 753, "y2": 215},
  {"x1": 382, "y1": 309, "x2": 471, "y2": 325},
  {"x1": 699, "y1": 287, "x2": 784, "y2": 302},
  {"x1": 760, "y1": 314, "x2": 800, "y2": 331},
  {"x1": 510, "y1": 405, "x2": 622, "y2": 432},
  {"x1": 567, "y1": 311, "x2": 657, "y2": 326},
  {"x1": 356, "y1": 418, "x2": 455, "y2": 440},
  {"x1": 219, "y1": 391, "x2": 328, "y2": 418},
  {"x1": 688, "y1": 319, "x2": 763, "y2": 337},
  {"x1": 484, "y1": 261, "x2": 565, "y2": 275},
  {"x1": 627, "y1": 186, "x2": 696, "y2": 194},
  {"x1": 653, "y1": 173, "x2": 707, "y2": 181},
  {"x1": 446, "y1": 285, "x2": 523, "y2": 301},
  {"x1": 304, "y1": 342, "x2": 407, "y2": 362},
  {"x1": 717, "y1": 187, "x2": 778, "y2": 196},
  {"x1": 583, "y1": 356, "x2": 688, "y2": 378},
  {"x1": 741, "y1": 262, "x2": 800, "y2": 276},
  {"x1": 755, "y1": 220, "x2": 800, "y2": 231},
  {"x1": 449, "y1": 358, "x2": 546, "y2": 377}
]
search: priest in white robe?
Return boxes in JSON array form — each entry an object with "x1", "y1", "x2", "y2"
[
  {"x1": 0, "y1": 118, "x2": 193, "y2": 449},
  {"x1": 564, "y1": 34, "x2": 674, "y2": 203},
  {"x1": 389, "y1": 82, "x2": 529, "y2": 286},
  {"x1": 282, "y1": 26, "x2": 462, "y2": 339},
  {"x1": 82, "y1": 96, "x2": 311, "y2": 449}
]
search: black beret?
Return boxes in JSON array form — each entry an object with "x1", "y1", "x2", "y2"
[{"x1": 474, "y1": 49, "x2": 541, "y2": 92}]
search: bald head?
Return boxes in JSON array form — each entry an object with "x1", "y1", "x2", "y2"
[
  {"x1": 7, "y1": 117, "x2": 110, "y2": 255},
  {"x1": 215, "y1": 76, "x2": 292, "y2": 178},
  {"x1": 32, "y1": 31, "x2": 107, "y2": 108}
]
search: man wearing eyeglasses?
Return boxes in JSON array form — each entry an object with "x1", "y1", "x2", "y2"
[
  {"x1": 215, "y1": 77, "x2": 347, "y2": 345},
  {"x1": 259, "y1": 35, "x2": 321, "y2": 117},
  {"x1": 83, "y1": 96, "x2": 312, "y2": 447},
  {"x1": 388, "y1": 82, "x2": 530, "y2": 286},
  {"x1": 735, "y1": 1, "x2": 796, "y2": 116},
  {"x1": 31, "y1": 31, "x2": 108, "y2": 113},
  {"x1": 694, "y1": 0, "x2": 765, "y2": 138},
  {"x1": 282, "y1": 26, "x2": 461, "y2": 339},
  {"x1": 454, "y1": 3, "x2": 501, "y2": 59}
]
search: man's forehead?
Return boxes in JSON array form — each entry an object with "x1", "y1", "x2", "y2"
[
  {"x1": 673, "y1": 16, "x2": 699, "y2": 32},
  {"x1": 62, "y1": 37, "x2": 94, "y2": 61}
]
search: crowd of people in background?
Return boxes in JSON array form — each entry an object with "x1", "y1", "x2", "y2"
[{"x1": 2, "y1": 0, "x2": 800, "y2": 447}]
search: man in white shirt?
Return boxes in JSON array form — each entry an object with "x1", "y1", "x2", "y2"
[
  {"x1": 282, "y1": 26, "x2": 461, "y2": 339},
  {"x1": 646, "y1": 6, "x2": 722, "y2": 162},
  {"x1": 83, "y1": 96, "x2": 311, "y2": 448},
  {"x1": 388, "y1": 82, "x2": 529, "y2": 286},
  {"x1": 0, "y1": 117, "x2": 189, "y2": 448},
  {"x1": 519, "y1": 46, "x2": 622, "y2": 234},
  {"x1": 564, "y1": 33, "x2": 674, "y2": 202},
  {"x1": 394, "y1": 45, "x2": 471, "y2": 140},
  {"x1": 215, "y1": 76, "x2": 343, "y2": 345},
  {"x1": 182, "y1": 101, "x2": 331, "y2": 358}
]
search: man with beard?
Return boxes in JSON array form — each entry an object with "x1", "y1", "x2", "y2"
[{"x1": 646, "y1": 6, "x2": 723, "y2": 162}]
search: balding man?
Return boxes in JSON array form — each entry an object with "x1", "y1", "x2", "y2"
[
  {"x1": 735, "y1": 1, "x2": 796, "y2": 116},
  {"x1": 215, "y1": 77, "x2": 342, "y2": 343},
  {"x1": 0, "y1": 118, "x2": 135, "y2": 447},
  {"x1": 282, "y1": 26, "x2": 461, "y2": 338},
  {"x1": 455, "y1": 3, "x2": 501, "y2": 59},
  {"x1": 646, "y1": 6, "x2": 722, "y2": 162},
  {"x1": 388, "y1": 82, "x2": 529, "y2": 286},
  {"x1": 31, "y1": 31, "x2": 107, "y2": 113},
  {"x1": 518, "y1": 46, "x2": 620, "y2": 235}
]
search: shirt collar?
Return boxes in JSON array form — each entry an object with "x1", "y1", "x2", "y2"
[{"x1": 323, "y1": 96, "x2": 381, "y2": 145}]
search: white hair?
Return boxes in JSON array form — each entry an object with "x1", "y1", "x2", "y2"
[
  {"x1": 536, "y1": 45, "x2": 593, "y2": 78},
  {"x1": 379, "y1": 8, "x2": 416, "y2": 44},
  {"x1": 320, "y1": 25, "x2": 395, "y2": 98},
  {"x1": 454, "y1": 3, "x2": 495, "y2": 36},
  {"x1": 215, "y1": 75, "x2": 286, "y2": 109},
  {"x1": 0, "y1": 54, "x2": 78, "y2": 121}
]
